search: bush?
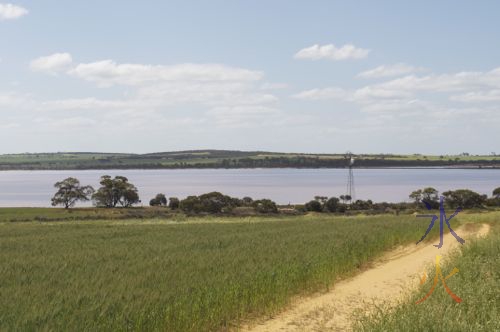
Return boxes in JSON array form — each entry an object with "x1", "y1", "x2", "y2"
[
  {"x1": 442, "y1": 189, "x2": 486, "y2": 209},
  {"x1": 305, "y1": 200, "x2": 322, "y2": 212},
  {"x1": 179, "y1": 196, "x2": 202, "y2": 213},
  {"x1": 149, "y1": 193, "x2": 167, "y2": 207},
  {"x1": 198, "y1": 192, "x2": 236, "y2": 213},
  {"x1": 179, "y1": 192, "x2": 242, "y2": 214},
  {"x1": 324, "y1": 197, "x2": 340, "y2": 212},
  {"x1": 168, "y1": 197, "x2": 180, "y2": 210},
  {"x1": 253, "y1": 199, "x2": 278, "y2": 213},
  {"x1": 241, "y1": 197, "x2": 254, "y2": 206}
]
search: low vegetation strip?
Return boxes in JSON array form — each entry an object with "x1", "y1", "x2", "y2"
[
  {"x1": 355, "y1": 221, "x2": 499, "y2": 332},
  {"x1": 0, "y1": 214, "x2": 447, "y2": 331}
]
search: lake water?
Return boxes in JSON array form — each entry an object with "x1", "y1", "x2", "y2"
[{"x1": 0, "y1": 168, "x2": 498, "y2": 207}]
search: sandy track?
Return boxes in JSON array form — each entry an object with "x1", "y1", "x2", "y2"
[{"x1": 242, "y1": 223, "x2": 490, "y2": 332}]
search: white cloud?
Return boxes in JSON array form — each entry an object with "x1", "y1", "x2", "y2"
[
  {"x1": 293, "y1": 87, "x2": 348, "y2": 100},
  {"x1": 374, "y1": 68, "x2": 500, "y2": 93},
  {"x1": 39, "y1": 98, "x2": 130, "y2": 111},
  {"x1": 294, "y1": 43, "x2": 370, "y2": 61},
  {"x1": 358, "y1": 63, "x2": 425, "y2": 79},
  {"x1": 0, "y1": 3, "x2": 28, "y2": 20},
  {"x1": 18, "y1": 55, "x2": 282, "y2": 130},
  {"x1": 0, "y1": 122, "x2": 19, "y2": 129},
  {"x1": 26, "y1": 55, "x2": 279, "y2": 124},
  {"x1": 293, "y1": 86, "x2": 411, "y2": 105},
  {"x1": 0, "y1": 91, "x2": 32, "y2": 108},
  {"x1": 297, "y1": 67, "x2": 500, "y2": 101},
  {"x1": 450, "y1": 90, "x2": 500, "y2": 102},
  {"x1": 69, "y1": 60, "x2": 263, "y2": 87},
  {"x1": 260, "y1": 82, "x2": 289, "y2": 90},
  {"x1": 30, "y1": 53, "x2": 73, "y2": 74},
  {"x1": 51, "y1": 117, "x2": 97, "y2": 128},
  {"x1": 353, "y1": 86, "x2": 412, "y2": 100},
  {"x1": 293, "y1": 66, "x2": 500, "y2": 119},
  {"x1": 135, "y1": 81, "x2": 278, "y2": 108}
]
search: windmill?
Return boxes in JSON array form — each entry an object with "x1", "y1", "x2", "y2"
[{"x1": 345, "y1": 152, "x2": 355, "y2": 204}]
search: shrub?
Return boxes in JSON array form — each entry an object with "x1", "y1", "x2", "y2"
[
  {"x1": 305, "y1": 200, "x2": 322, "y2": 212},
  {"x1": 149, "y1": 193, "x2": 167, "y2": 207},
  {"x1": 168, "y1": 197, "x2": 180, "y2": 210},
  {"x1": 253, "y1": 199, "x2": 278, "y2": 213},
  {"x1": 442, "y1": 189, "x2": 486, "y2": 209},
  {"x1": 324, "y1": 197, "x2": 340, "y2": 212},
  {"x1": 179, "y1": 196, "x2": 202, "y2": 213}
]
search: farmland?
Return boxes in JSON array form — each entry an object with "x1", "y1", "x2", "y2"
[
  {"x1": 0, "y1": 150, "x2": 499, "y2": 170},
  {"x1": 1, "y1": 211, "x2": 497, "y2": 331}
]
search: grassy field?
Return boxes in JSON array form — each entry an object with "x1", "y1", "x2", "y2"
[
  {"x1": 0, "y1": 212, "x2": 461, "y2": 331},
  {"x1": 0, "y1": 211, "x2": 497, "y2": 331},
  {"x1": 355, "y1": 216, "x2": 499, "y2": 332},
  {"x1": 0, "y1": 207, "x2": 177, "y2": 223}
]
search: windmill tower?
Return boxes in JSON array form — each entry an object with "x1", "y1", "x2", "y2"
[{"x1": 345, "y1": 152, "x2": 355, "y2": 203}]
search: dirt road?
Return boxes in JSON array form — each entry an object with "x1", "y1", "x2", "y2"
[{"x1": 243, "y1": 223, "x2": 490, "y2": 332}]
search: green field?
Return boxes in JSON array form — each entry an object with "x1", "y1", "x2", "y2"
[
  {"x1": 0, "y1": 207, "x2": 176, "y2": 223},
  {"x1": 356, "y1": 217, "x2": 499, "y2": 332},
  {"x1": 0, "y1": 150, "x2": 499, "y2": 170},
  {"x1": 0, "y1": 211, "x2": 497, "y2": 331}
]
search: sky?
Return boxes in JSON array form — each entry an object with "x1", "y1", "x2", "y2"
[{"x1": 1, "y1": 0, "x2": 499, "y2": 155}]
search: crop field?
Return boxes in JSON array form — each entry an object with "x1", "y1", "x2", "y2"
[
  {"x1": 0, "y1": 207, "x2": 176, "y2": 223},
  {"x1": 0, "y1": 212, "x2": 496, "y2": 331},
  {"x1": 356, "y1": 218, "x2": 499, "y2": 332}
]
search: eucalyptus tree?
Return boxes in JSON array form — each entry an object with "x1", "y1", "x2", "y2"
[
  {"x1": 51, "y1": 177, "x2": 94, "y2": 209},
  {"x1": 92, "y1": 175, "x2": 140, "y2": 208}
]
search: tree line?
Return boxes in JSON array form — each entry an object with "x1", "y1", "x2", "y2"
[
  {"x1": 51, "y1": 176, "x2": 500, "y2": 214},
  {"x1": 51, "y1": 176, "x2": 278, "y2": 214},
  {"x1": 301, "y1": 186, "x2": 500, "y2": 213}
]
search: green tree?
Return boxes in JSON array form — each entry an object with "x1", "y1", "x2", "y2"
[
  {"x1": 314, "y1": 196, "x2": 328, "y2": 204},
  {"x1": 409, "y1": 189, "x2": 423, "y2": 205},
  {"x1": 442, "y1": 189, "x2": 486, "y2": 209},
  {"x1": 305, "y1": 200, "x2": 322, "y2": 212},
  {"x1": 493, "y1": 187, "x2": 500, "y2": 199},
  {"x1": 351, "y1": 199, "x2": 373, "y2": 210},
  {"x1": 92, "y1": 175, "x2": 140, "y2": 208},
  {"x1": 422, "y1": 187, "x2": 439, "y2": 203},
  {"x1": 324, "y1": 197, "x2": 340, "y2": 212},
  {"x1": 241, "y1": 196, "x2": 254, "y2": 206},
  {"x1": 198, "y1": 192, "x2": 235, "y2": 213},
  {"x1": 253, "y1": 199, "x2": 278, "y2": 213},
  {"x1": 168, "y1": 197, "x2": 180, "y2": 210},
  {"x1": 179, "y1": 196, "x2": 202, "y2": 213},
  {"x1": 150, "y1": 193, "x2": 167, "y2": 207},
  {"x1": 51, "y1": 177, "x2": 94, "y2": 209},
  {"x1": 410, "y1": 187, "x2": 439, "y2": 208}
]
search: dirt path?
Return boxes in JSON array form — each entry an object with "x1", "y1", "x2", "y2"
[{"x1": 243, "y1": 223, "x2": 490, "y2": 332}]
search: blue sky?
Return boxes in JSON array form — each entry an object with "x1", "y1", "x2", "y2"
[{"x1": 1, "y1": 1, "x2": 499, "y2": 154}]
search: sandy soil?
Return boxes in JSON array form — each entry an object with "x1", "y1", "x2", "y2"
[{"x1": 242, "y1": 223, "x2": 490, "y2": 332}]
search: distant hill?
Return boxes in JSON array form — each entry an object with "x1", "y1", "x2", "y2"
[{"x1": 0, "y1": 150, "x2": 499, "y2": 170}]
